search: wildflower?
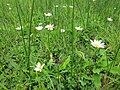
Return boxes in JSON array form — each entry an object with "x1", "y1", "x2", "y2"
[
  {"x1": 16, "y1": 26, "x2": 23, "y2": 30},
  {"x1": 63, "y1": 6, "x2": 67, "y2": 8},
  {"x1": 90, "y1": 39, "x2": 105, "y2": 48},
  {"x1": 44, "y1": 13, "x2": 52, "y2": 16},
  {"x1": 34, "y1": 62, "x2": 45, "y2": 72},
  {"x1": 35, "y1": 26, "x2": 43, "y2": 30},
  {"x1": 9, "y1": 7, "x2": 11, "y2": 10},
  {"x1": 30, "y1": 33, "x2": 33, "y2": 37},
  {"x1": 75, "y1": 26, "x2": 83, "y2": 30},
  {"x1": 55, "y1": 5, "x2": 58, "y2": 7},
  {"x1": 69, "y1": 6, "x2": 73, "y2": 8},
  {"x1": 7, "y1": 4, "x2": 10, "y2": 5},
  {"x1": 45, "y1": 24, "x2": 54, "y2": 30},
  {"x1": 107, "y1": 18, "x2": 113, "y2": 21},
  {"x1": 61, "y1": 29, "x2": 65, "y2": 32}
]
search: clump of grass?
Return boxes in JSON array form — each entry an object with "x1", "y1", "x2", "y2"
[{"x1": 0, "y1": 0, "x2": 120, "y2": 90}]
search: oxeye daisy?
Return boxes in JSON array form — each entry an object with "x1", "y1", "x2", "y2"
[
  {"x1": 7, "y1": 4, "x2": 10, "y2": 6},
  {"x1": 9, "y1": 7, "x2": 12, "y2": 10},
  {"x1": 44, "y1": 13, "x2": 52, "y2": 16},
  {"x1": 16, "y1": 26, "x2": 23, "y2": 30},
  {"x1": 90, "y1": 39, "x2": 105, "y2": 48},
  {"x1": 75, "y1": 26, "x2": 83, "y2": 30},
  {"x1": 107, "y1": 17, "x2": 113, "y2": 21},
  {"x1": 63, "y1": 6, "x2": 67, "y2": 8},
  {"x1": 69, "y1": 6, "x2": 73, "y2": 8},
  {"x1": 34, "y1": 62, "x2": 45, "y2": 72},
  {"x1": 55, "y1": 5, "x2": 58, "y2": 7},
  {"x1": 45, "y1": 24, "x2": 54, "y2": 30},
  {"x1": 35, "y1": 26, "x2": 43, "y2": 30},
  {"x1": 61, "y1": 29, "x2": 66, "y2": 32}
]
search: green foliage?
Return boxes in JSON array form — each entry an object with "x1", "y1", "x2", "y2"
[{"x1": 0, "y1": 0, "x2": 120, "y2": 90}]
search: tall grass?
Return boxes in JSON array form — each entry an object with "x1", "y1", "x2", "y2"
[{"x1": 0, "y1": 0, "x2": 120, "y2": 89}]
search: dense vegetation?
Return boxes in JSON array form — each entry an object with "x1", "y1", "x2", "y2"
[{"x1": 0, "y1": 0, "x2": 120, "y2": 90}]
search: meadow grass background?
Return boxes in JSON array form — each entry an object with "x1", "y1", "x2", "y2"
[{"x1": 0, "y1": 0, "x2": 120, "y2": 90}]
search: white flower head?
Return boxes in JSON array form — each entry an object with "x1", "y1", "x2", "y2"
[
  {"x1": 30, "y1": 33, "x2": 33, "y2": 37},
  {"x1": 34, "y1": 62, "x2": 45, "y2": 72},
  {"x1": 69, "y1": 6, "x2": 73, "y2": 8},
  {"x1": 16, "y1": 26, "x2": 23, "y2": 30},
  {"x1": 9, "y1": 7, "x2": 12, "y2": 10},
  {"x1": 107, "y1": 18, "x2": 113, "y2": 21},
  {"x1": 61, "y1": 29, "x2": 65, "y2": 32},
  {"x1": 63, "y1": 6, "x2": 67, "y2": 8},
  {"x1": 90, "y1": 39, "x2": 105, "y2": 48},
  {"x1": 44, "y1": 13, "x2": 52, "y2": 16},
  {"x1": 75, "y1": 26, "x2": 83, "y2": 30},
  {"x1": 45, "y1": 24, "x2": 54, "y2": 30},
  {"x1": 55, "y1": 5, "x2": 58, "y2": 7},
  {"x1": 7, "y1": 4, "x2": 10, "y2": 6},
  {"x1": 35, "y1": 26, "x2": 43, "y2": 30}
]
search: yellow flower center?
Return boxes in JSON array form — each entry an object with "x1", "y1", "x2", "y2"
[
  {"x1": 95, "y1": 44, "x2": 99, "y2": 48},
  {"x1": 48, "y1": 26, "x2": 53, "y2": 28}
]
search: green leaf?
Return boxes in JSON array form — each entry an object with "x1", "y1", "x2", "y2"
[
  {"x1": 92, "y1": 74, "x2": 101, "y2": 89},
  {"x1": 59, "y1": 56, "x2": 70, "y2": 70},
  {"x1": 98, "y1": 60, "x2": 111, "y2": 67},
  {"x1": 81, "y1": 73, "x2": 92, "y2": 80},
  {"x1": 79, "y1": 80, "x2": 86, "y2": 86},
  {"x1": 77, "y1": 51, "x2": 85, "y2": 60},
  {"x1": 92, "y1": 67, "x2": 102, "y2": 74},
  {"x1": 83, "y1": 59, "x2": 93, "y2": 68},
  {"x1": 110, "y1": 66, "x2": 120, "y2": 75}
]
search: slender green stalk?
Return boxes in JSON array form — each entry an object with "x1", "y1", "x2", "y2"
[
  {"x1": 86, "y1": 0, "x2": 90, "y2": 28},
  {"x1": 71, "y1": 0, "x2": 75, "y2": 77},
  {"x1": 109, "y1": 43, "x2": 120, "y2": 70},
  {"x1": 15, "y1": 0, "x2": 27, "y2": 62},
  {"x1": 75, "y1": 0, "x2": 85, "y2": 27},
  {"x1": 36, "y1": 72, "x2": 41, "y2": 89},
  {"x1": 28, "y1": 0, "x2": 35, "y2": 79}
]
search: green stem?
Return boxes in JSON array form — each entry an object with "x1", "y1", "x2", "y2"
[
  {"x1": 36, "y1": 72, "x2": 41, "y2": 89},
  {"x1": 71, "y1": 0, "x2": 75, "y2": 77},
  {"x1": 15, "y1": 0, "x2": 28, "y2": 61},
  {"x1": 109, "y1": 43, "x2": 120, "y2": 70},
  {"x1": 28, "y1": 0, "x2": 35, "y2": 80}
]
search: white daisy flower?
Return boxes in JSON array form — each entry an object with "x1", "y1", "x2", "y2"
[
  {"x1": 45, "y1": 24, "x2": 54, "y2": 30},
  {"x1": 107, "y1": 18, "x2": 113, "y2": 21},
  {"x1": 9, "y1": 7, "x2": 12, "y2": 10},
  {"x1": 63, "y1": 6, "x2": 67, "y2": 8},
  {"x1": 44, "y1": 13, "x2": 52, "y2": 16},
  {"x1": 16, "y1": 26, "x2": 23, "y2": 30},
  {"x1": 7, "y1": 4, "x2": 10, "y2": 6},
  {"x1": 69, "y1": 6, "x2": 73, "y2": 8},
  {"x1": 90, "y1": 39, "x2": 105, "y2": 48},
  {"x1": 55, "y1": 5, "x2": 58, "y2": 7},
  {"x1": 35, "y1": 26, "x2": 43, "y2": 30},
  {"x1": 75, "y1": 26, "x2": 83, "y2": 30},
  {"x1": 34, "y1": 62, "x2": 45, "y2": 72},
  {"x1": 61, "y1": 29, "x2": 65, "y2": 32}
]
